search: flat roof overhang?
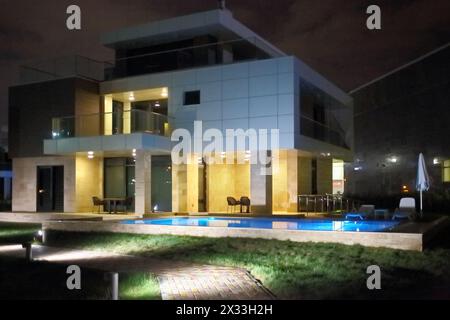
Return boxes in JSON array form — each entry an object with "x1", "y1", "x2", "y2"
[
  {"x1": 43, "y1": 133, "x2": 172, "y2": 156},
  {"x1": 101, "y1": 9, "x2": 284, "y2": 58}
]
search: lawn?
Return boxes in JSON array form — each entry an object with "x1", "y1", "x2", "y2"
[
  {"x1": 44, "y1": 226, "x2": 450, "y2": 300},
  {"x1": 0, "y1": 222, "x2": 41, "y2": 244},
  {"x1": 0, "y1": 223, "x2": 160, "y2": 300},
  {"x1": 0, "y1": 256, "x2": 160, "y2": 300}
]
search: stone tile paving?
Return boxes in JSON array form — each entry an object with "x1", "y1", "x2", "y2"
[{"x1": 0, "y1": 244, "x2": 274, "y2": 300}]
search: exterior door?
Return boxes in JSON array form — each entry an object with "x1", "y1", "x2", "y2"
[{"x1": 37, "y1": 166, "x2": 64, "y2": 212}]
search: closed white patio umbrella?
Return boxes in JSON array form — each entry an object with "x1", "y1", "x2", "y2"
[{"x1": 416, "y1": 153, "x2": 431, "y2": 217}]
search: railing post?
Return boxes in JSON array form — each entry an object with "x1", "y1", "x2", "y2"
[
  {"x1": 107, "y1": 272, "x2": 119, "y2": 300},
  {"x1": 22, "y1": 243, "x2": 33, "y2": 262}
]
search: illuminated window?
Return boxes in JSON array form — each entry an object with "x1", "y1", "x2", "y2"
[{"x1": 443, "y1": 160, "x2": 450, "y2": 183}]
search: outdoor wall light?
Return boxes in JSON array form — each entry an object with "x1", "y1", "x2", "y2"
[
  {"x1": 433, "y1": 158, "x2": 441, "y2": 165},
  {"x1": 161, "y1": 88, "x2": 168, "y2": 98},
  {"x1": 35, "y1": 230, "x2": 45, "y2": 243},
  {"x1": 388, "y1": 156, "x2": 398, "y2": 163},
  {"x1": 87, "y1": 151, "x2": 94, "y2": 159},
  {"x1": 129, "y1": 92, "x2": 135, "y2": 101},
  {"x1": 354, "y1": 166, "x2": 363, "y2": 171}
]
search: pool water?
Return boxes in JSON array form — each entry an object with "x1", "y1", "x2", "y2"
[{"x1": 121, "y1": 217, "x2": 400, "y2": 232}]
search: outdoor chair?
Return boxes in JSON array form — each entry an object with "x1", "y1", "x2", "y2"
[
  {"x1": 240, "y1": 196, "x2": 251, "y2": 213},
  {"x1": 92, "y1": 196, "x2": 105, "y2": 214},
  {"x1": 345, "y1": 204, "x2": 375, "y2": 220},
  {"x1": 226, "y1": 197, "x2": 240, "y2": 213},
  {"x1": 392, "y1": 197, "x2": 416, "y2": 220},
  {"x1": 119, "y1": 197, "x2": 134, "y2": 214}
]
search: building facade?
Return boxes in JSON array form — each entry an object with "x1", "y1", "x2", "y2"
[
  {"x1": 9, "y1": 9, "x2": 353, "y2": 214},
  {"x1": 0, "y1": 126, "x2": 12, "y2": 211},
  {"x1": 346, "y1": 43, "x2": 450, "y2": 212}
]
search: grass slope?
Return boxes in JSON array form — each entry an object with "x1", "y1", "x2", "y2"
[{"x1": 45, "y1": 229, "x2": 450, "y2": 299}]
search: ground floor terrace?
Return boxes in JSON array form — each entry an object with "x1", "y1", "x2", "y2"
[{"x1": 11, "y1": 149, "x2": 347, "y2": 215}]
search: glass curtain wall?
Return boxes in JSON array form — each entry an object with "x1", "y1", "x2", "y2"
[
  {"x1": 151, "y1": 156, "x2": 172, "y2": 212},
  {"x1": 104, "y1": 158, "x2": 135, "y2": 211}
]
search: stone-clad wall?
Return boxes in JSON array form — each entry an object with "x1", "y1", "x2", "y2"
[{"x1": 12, "y1": 157, "x2": 75, "y2": 212}]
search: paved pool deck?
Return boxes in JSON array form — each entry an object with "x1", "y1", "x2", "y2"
[
  {"x1": 38, "y1": 216, "x2": 449, "y2": 252},
  {"x1": 0, "y1": 212, "x2": 142, "y2": 223},
  {"x1": 1, "y1": 212, "x2": 449, "y2": 251}
]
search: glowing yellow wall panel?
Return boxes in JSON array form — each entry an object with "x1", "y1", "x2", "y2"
[
  {"x1": 206, "y1": 161, "x2": 250, "y2": 213},
  {"x1": 186, "y1": 155, "x2": 199, "y2": 213},
  {"x1": 172, "y1": 164, "x2": 187, "y2": 213},
  {"x1": 75, "y1": 156, "x2": 103, "y2": 212},
  {"x1": 172, "y1": 154, "x2": 200, "y2": 213},
  {"x1": 104, "y1": 95, "x2": 113, "y2": 135},
  {"x1": 272, "y1": 150, "x2": 298, "y2": 212}
]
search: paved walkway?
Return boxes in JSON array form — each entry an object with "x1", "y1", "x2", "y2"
[{"x1": 0, "y1": 244, "x2": 274, "y2": 300}]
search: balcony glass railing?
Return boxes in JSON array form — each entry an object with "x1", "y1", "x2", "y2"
[
  {"x1": 300, "y1": 116, "x2": 349, "y2": 149},
  {"x1": 51, "y1": 109, "x2": 171, "y2": 139},
  {"x1": 19, "y1": 55, "x2": 112, "y2": 85},
  {"x1": 105, "y1": 37, "x2": 280, "y2": 80}
]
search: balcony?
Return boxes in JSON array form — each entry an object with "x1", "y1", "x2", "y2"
[
  {"x1": 51, "y1": 109, "x2": 171, "y2": 139},
  {"x1": 105, "y1": 37, "x2": 278, "y2": 80},
  {"x1": 19, "y1": 55, "x2": 111, "y2": 85}
]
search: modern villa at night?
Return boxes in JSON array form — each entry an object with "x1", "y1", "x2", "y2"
[
  {"x1": 8, "y1": 9, "x2": 353, "y2": 215},
  {"x1": 1, "y1": 0, "x2": 450, "y2": 303}
]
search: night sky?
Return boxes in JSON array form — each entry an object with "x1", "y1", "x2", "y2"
[{"x1": 0, "y1": 0, "x2": 449, "y2": 129}]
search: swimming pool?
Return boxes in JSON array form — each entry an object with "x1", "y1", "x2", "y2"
[{"x1": 121, "y1": 217, "x2": 400, "y2": 232}]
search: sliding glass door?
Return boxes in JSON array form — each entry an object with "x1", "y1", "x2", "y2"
[{"x1": 104, "y1": 158, "x2": 135, "y2": 212}]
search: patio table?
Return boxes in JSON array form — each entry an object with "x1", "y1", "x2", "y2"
[{"x1": 104, "y1": 198, "x2": 126, "y2": 214}]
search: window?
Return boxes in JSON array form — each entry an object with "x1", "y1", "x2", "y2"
[
  {"x1": 184, "y1": 90, "x2": 200, "y2": 105},
  {"x1": 443, "y1": 160, "x2": 450, "y2": 183}
]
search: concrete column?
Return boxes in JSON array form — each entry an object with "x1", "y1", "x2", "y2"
[
  {"x1": 186, "y1": 154, "x2": 199, "y2": 213},
  {"x1": 123, "y1": 102, "x2": 131, "y2": 134},
  {"x1": 171, "y1": 153, "x2": 199, "y2": 213},
  {"x1": 272, "y1": 150, "x2": 298, "y2": 212},
  {"x1": 250, "y1": 152, "x2": 273, "y2": 215},
  {"x1": 135, "y1": 151, "x2": 151, "y2": 214}
]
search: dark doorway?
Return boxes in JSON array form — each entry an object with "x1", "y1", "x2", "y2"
[
  {"x1": 37, "y1": 166, "x2": 64, "y2": 212},
  {"x1": 311, "y1": 159, "x2": 318, "y2": 195},
  {"x1": 151, "y1": 156, "x2": 172, "y2": 212},
  {"x1": 198, "y1": 159, "x2": 207, "y2": 212},
  {"x1": 112, "y1": 100, "x2": 124, "y2": 134}
]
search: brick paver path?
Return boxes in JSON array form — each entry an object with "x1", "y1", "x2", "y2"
[{"x1": 0, "y1": 244, "x2": 274, "y2": 300}]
